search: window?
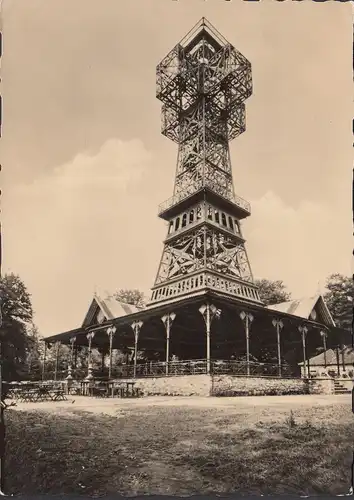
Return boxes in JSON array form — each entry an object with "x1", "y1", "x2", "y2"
[
  {"x1": 215, "y1": 210, "x2": 220, "y2": 223},
  {"x1": 182, "y1": 213, "x2": 187, "y2": 228},
  {"x1": 234, "y1": 220, "x2": 240, "y2": 233},
  {"x1": 228, "y1": 216, "x2": 234, "y2": 231},
  {"x1": 175, "y1": 217, "x2": 180, "y2": 231},
  {"x1": 189, "y1": 210, "x2": 195, "y2": 223},
  {"x1": 207, "y1": 206, "x2": 213, "y2": 220},
  {"x1": 221, "y1": 213, "x2": 227, "y2": 226},
  {"x1": 168, "y1": 221, "x2": 174, "y2": 234}
]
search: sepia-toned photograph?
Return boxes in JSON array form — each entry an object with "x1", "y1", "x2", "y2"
[{"x1": 1, "y1": 0, "x2": 353, "y2": 496}]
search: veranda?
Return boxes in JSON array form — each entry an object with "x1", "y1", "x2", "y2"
[{"x1": 41, "y1": 292, "x2": 348, "y2": 387}]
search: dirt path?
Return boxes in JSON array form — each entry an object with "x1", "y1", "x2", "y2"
[{"x1": 11, "y1": 393, "x2": 351, "y2": 417}]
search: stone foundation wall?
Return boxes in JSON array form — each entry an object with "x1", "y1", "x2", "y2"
[
  {"x1": 211, "y1": 375, "x2": 306, "y2": 396},
  {"x1": 114, "y1": 374, "x2": 210, "y2": 396},
  {"x1": 307, "y1": 378, "x2": 334, "y2": 395},
  {"x1": 110, "y1": 374, "x2": 338, "y2": 397}
]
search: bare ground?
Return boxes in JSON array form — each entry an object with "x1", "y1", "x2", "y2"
[{"x1": 5, "y1": 394, "x2": 353, "y2": 496}]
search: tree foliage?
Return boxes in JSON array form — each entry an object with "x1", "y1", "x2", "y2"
[
  {"x1": 24, "y1": 324, "x2": 43, "y2": 379},
  {"x1": 111, "y1": 289, "x2": 146, "y2": 309},
  {"x1": 255, "y1": 278, "x2": 291, "y2": 306},
  {"x1": 324, "y1": 273, "x2": 353, "y2": 330},
  {"x1": 0, "y1": 273, "x2": 34, "y2": 380}
]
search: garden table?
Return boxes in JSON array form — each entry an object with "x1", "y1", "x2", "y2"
[
  {"x1": 46, "y1": 386, "x2": 66, "y2": 401},
  {"x1": 18, "y1": 387, "x2": 41, "y2": 403}
]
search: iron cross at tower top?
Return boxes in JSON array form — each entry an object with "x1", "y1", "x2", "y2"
[{"x1": 150, "y1": 18, "x2": 261, "y2": 307}]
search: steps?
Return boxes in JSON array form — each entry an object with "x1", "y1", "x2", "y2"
[{"x1": 334, "y1": 380, "x2": 351, "y2": 394}]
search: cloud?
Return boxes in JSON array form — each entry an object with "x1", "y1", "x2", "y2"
[
  {"x1": 3, "y1": 145, "x2": 351, "y2": 336},
  {"x1": 245, "y1": 191, "x2": 352, "y2": 298},
  {"x1": 4, "y1": 138, "x2": 166, "y2": 335}
]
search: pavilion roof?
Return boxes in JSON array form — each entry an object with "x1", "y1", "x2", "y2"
[
  {"x1": 43, "y1": 327, "x2": 84, "y2": 345},
  {"x1": 298, "y1": 346, "x2": 354, "y2": 366},
  {"x1": 84, "y1": 294, "x2": 142, "y2": 324},
  {"x1": 266, "y1": 295, "x2": 335, "y2": 327},
  {"x1": 43, "y1": 290, "x2": 339, "y2": 346}
]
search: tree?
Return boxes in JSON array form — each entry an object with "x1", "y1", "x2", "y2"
[
  {"x1": 24, "y1": 325, "x2": 43, "y2": 380},
  {"x1": 0, "y1": 273, "x2": 34, "y2": 380},
  {"x1": 110, "y1": 289, "x2": 146, "y2": 309},
  {"x1": 255, "y1": 278, "x2": 291, "y2": 306},
  {"x1": 324, "y1": 273, "x2": 353, "y2": 330},
  {"x1": 41, "y1": 341, "x2": 72, "y2": 379}
]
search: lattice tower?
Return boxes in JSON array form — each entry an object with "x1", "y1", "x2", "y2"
[{"x1": 149, "y1": 18, "x2": 262, "y2": 306}]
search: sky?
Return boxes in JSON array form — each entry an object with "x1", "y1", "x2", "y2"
[{"x1": 1, "y1": 0, "x2": 352, "y2": 337}]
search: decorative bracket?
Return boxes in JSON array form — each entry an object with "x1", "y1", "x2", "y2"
[
  {"x1": 298, "y1": 325, "x2": 308, "y2": 343},
  {"x1": 320, "y1": 330, "x2": 328, "y2": 368},
  {"x1": 161, "y1": 312, "x2": 176, "y2": 375},
  {"x1": 298, "y1": 325, "x2": 309, "y2": 378},
  {"x1": 131, "y1": 321, "x2": 143, "y2": 378},
  {"x1": 239, "y1": 311, "x2": 254, "y2": 376},
  {"x1": 86, "y1": 331, "x2": 95, "y2": 374},
  {"x1": 107, "y1": 325, "x2": 117, "y2": 342},
  {"x1": 161, "y1": 312, "x2": 176, "y2": 339},
  {"x1": 199, "y1": 303, "x2": 220, "y2": 374},
  {"x1": 199, "y1": 303, "x2": 220, "y2": 326},
  {"x1": 106, "y1": 325, "x2": 117, "y2": 379},
  {"x1": 272, "y1": 319, "x2": 284, "y2": 376},
  {"x1": 131, "y1": 321, "x2": 143, "y2": 344}
]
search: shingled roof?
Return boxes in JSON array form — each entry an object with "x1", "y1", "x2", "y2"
[
  {"x1": 298, "y1": 346, "x2": 354, "y2": 366},
  {"x1": 82, "y1": 293, "x2": 143, "y2": 328},
  {"x1": 266, "y1": 295, "x2": 335, "y2": 327}
]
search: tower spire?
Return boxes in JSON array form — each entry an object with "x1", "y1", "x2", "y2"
[{"x1": 149, "y1": 19, "x2": 261, "y2": 306}]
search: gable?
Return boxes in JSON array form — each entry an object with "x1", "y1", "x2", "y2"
[
  {"x1": 311, "y1": 296, "x2": 335, "y2": 327},
  {"x1": 81, "y1": 297, "x2": 110, "y2": 328},
  {"x1": 81, "y1": 294, "x2": 142, "y2": 328},
  {"x1": 267, "y1": 295, "x2": 335, "y2": 327}
]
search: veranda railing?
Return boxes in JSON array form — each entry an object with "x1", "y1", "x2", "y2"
[{"x1": 40, "y1": 359, "x2": 297, "y2": 380}]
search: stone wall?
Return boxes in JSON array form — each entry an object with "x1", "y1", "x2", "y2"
[
  {"x1": 110, "y1": 374, "x2": 339, "y2": 397},
  {"x1": 307, "y1": 378, "x2": 334, "y2": 395},
  {"x1": 114, "y1": 374, "x2": 211, "y2": 397},
  {"x1": 211, "y1": 375, "x2": 307, "y2": 396}
]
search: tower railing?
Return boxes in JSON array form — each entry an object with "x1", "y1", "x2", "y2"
[
  {"x1": 150, "y1": 271, "x2": 261, "y2": 304},
  {"x1": 158, "y1": 184, "x2": 251, "y2": 216}
]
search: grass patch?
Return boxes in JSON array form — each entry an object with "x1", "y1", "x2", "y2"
[{"x1": 5, "y1": 401, "x2": 353, "y2": 496}]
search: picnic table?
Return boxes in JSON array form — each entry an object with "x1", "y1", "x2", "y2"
[
  {"x1": 7, "y1": 383, "x2": 67, "y2": 403},
  {"x1": 110, "y1": 381, "x2": 142, "y2": 398},
  {"x1": 79, "y1": 380, "x2": 142, "y2": 398}
]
